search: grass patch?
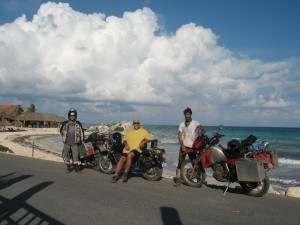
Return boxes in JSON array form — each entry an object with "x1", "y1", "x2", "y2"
[{"x1": 0, "y1": 144, "x2": 14, "y2": 153}]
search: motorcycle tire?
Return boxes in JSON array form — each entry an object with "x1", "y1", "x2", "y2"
[
  {"x1": 142, "y1": 166, "x2": 162, "y2": 181},
  {"x1": 239, "y1": 176, "x2": 270, "y2": 197},
  {"x1": 98, "y1": 155, "x2": 114, "y2": 174},
  {"x1": 180, "y1": 159, "x2": 205, "y2": 188}
]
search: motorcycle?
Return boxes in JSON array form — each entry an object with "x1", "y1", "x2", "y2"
[
  {"x1": 180, "y1": 131, "x2": 278, "y2": 197},
  {"x1": 98, "y1": 135, "x2": 166, "y2": 181},
  {"x1": 62, "y1": 132, "x2": 107, "y2": 171}
]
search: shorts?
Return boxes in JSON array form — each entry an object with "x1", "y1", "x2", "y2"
[
  {"x1": 122, "y1": 150, "x2": 140, "y2": 158},
  {"x1": 177, "y1": 146, "x2": 195, "y2": 169}
]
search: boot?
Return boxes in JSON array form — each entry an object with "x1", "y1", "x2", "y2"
[
  {"x1": 122, "y1": 173, "x2": 128, "y2": 183},
  {"x1": 74, "y1": 164, "x2": 80, "y2": 172},
  {"x1": 66, "y1": 164, "x2": 72, "y2": 173},
  {"x1": 173, "y1": 169, "x2": 181, "y2": 186},
  {"x1": 112, "y1": 174, "x2": 120, "y2": 183}
]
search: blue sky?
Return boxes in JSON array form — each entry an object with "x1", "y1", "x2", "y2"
[{"x1": 0, "y1": 1, "x2": 299, "y2": 126}]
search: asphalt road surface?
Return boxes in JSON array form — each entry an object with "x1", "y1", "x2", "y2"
[{"x1": 0, "y1": 153, "x2": 299, "y2": 225}]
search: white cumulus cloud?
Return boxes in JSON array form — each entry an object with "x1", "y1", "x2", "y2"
[{"x1": 0, "y1": 2, "x2": 299, "y2": 125}]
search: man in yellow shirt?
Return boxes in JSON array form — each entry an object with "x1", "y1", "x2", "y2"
[{"x1": 112, "y1": 120, "x2": 152, "y2": 183}]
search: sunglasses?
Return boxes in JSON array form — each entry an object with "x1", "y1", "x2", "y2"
[{"x1": 133, "y1": 122, "x2": 140, "y2": 125}]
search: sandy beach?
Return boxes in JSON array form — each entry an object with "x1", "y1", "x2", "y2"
[{"x1": 0, "y1": 128, "x2": 62, "y2": 162}]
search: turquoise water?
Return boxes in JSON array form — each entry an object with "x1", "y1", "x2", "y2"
[{"x1": 37, "y1": 125, "x2": 300, "y2": 187}]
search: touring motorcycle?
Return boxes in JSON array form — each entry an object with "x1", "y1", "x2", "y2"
[
  {"x1": 180, "y1": 129, "x2": 278, "y2": 197},
  {"x1": 97, "y1": 134, "x2": 166, "y2": 181},
  {"x1": 62, "y1": 132, "x2": 110, "y2": 171}
]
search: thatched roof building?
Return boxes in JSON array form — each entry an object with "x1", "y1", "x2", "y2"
[
  {"x1": 15, "y1": 112, "x2": 65, "y2": 128},
  {"x1": 0, "y1": 104, "x2": 65, "y2": 128},
  {"x1": 16, "y1": 112, "x2": 65, "y2": 122}
]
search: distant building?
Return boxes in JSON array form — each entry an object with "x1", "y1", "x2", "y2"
[
  {"x1": 0, "y1": 104, "x2": 22, "y2": 127},
  {"x1": 15, "y1": 111, "x2": 64, "y2": 128},
  {"x1": 0, "y1": 104, "x2": 65, "y2": 128}
]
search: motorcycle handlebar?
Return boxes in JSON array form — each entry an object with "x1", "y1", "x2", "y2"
[{"x1": 206, "y1": 132, "x2": 224, "y2": 146}]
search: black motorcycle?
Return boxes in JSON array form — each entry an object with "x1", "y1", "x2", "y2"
[
  {"x1": 62, "y1": 132, "x2": 106, "y2": 171},
  {"x1": 98, "y1": 135, "x2": 166, "y2": 181}
]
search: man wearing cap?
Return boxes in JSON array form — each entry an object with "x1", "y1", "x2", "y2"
[
  {"x1": 112, "y1": 120, "x2": 152, "y2": 183},
  {"x1": 60, "y1": 108, "x2": 84, "y2": 172},
  {"x1": 174, "y1": 107, "x2": 201, "y2": 185}
]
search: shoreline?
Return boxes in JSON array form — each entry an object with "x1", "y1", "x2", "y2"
[
  {"x1": 0, "y1": 128, "x2": 62, "y2": 162},
  {"x1": 1, "y1": 128, "x2": 299, "y2": 197},
  {"x1": 13, "y1": 133, "x2": 61, "y2": 157}
]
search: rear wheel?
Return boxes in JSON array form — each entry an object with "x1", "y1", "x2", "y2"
[
  {"x1": 240, "y1": 176, "x2": 270, "y2": 197},
  {"x1": 142, "y1": 166, "x2": 162, "y2": 181},
  {"x1": 98, "y1": 154, "x2": 114, "y2": 174},
  {"x1": 180, "y1": 159, "x2": 205, "y2": 187}
]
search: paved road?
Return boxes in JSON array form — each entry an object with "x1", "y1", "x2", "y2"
[{"x1": 0, "y1": 153, "x2": 299, "y2": 225}]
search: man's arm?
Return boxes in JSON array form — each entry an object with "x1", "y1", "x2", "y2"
[
  {"x1": 178, "y1": 131, "x2": 186, "y2": 152},
  {"x1": 139, "y1": 129, "x2": 152, "y2": 149},
  {"x1": 139, "y1": 138, "x2": 149, "y2": 149},
  {"x1": 123, "y1": 140, "x2": 130, "y2": 151},
  {"x1": 59, "y1": 121, "x2": 67, "y2": 135},
  {"x1": 77, "y1": 121, "x2": 84, "y2": 141}
]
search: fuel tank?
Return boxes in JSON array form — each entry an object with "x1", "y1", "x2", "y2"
[{"x1": 211, "y1": 145, "x2": 227, "y2": 164}]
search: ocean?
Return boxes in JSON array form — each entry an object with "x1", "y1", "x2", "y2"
[{"x1": 35, "y1": 125, "x2": 300, "y2": 188}]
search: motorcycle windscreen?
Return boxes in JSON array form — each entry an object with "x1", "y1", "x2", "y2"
[{"x1": 236, "y1": 159, "x2": 265, "y2": 182}]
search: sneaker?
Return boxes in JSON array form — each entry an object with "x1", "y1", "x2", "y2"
[
  {"x1": 173, "y1": 177, "x2": 181, "y2": 187},
  {"x1": 66, "y1": 165, "x2": 72, "y2": 173},
  {"x1": 112, "y1": 175, "x2": 119, "y2": 183},
  {"x1": 122, "y1": 173, "x2": 128, "y2": 183},
  {"x1": 74, "y1": 164, "x2": 80, "y2": 172}
]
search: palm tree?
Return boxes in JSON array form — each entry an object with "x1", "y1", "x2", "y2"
[
  {"x1": 8, "y1": 105, "x2": 24, "y2": 117},
  {"x1": 29, "y1": 104, "x2": 36, "y2": 113}
]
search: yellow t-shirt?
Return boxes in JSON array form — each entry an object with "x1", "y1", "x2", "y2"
[{"x1": 123, "y1": 128, "x2": 152, "y2": 153}]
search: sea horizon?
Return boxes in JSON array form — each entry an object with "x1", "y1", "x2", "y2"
[{"x1": 84, "y1": 122, "x2": 300, "y2": 129}]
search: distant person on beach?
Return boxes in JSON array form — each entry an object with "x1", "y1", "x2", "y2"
[
  {"x1": 60, "y1": 108, "x2": 84, "y2": 172},
  {"x1": 112, "y1": 120, "x2": 152, "y2": 183},
  {"x1": 174, "y1": 107, "x2": 200, "y2": 186}
]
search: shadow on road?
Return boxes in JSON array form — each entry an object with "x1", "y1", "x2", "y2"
[
  {"x1": 205, "y1": 184, "x2": 245, "y2": 195},
  {"x1": 160, "y1": 207, "x2": 184, "y2": 225},
  {"x1": 0, "y1": 174, "x2": 32, "y2": 191},
  {"x1": 0, "y1": 181, "x2": 65, "y2": 225},
  {"x1": 0, "y1": 173, "x2": 16, "y2": 179}
]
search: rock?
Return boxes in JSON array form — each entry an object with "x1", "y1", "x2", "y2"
[
  {"x1": 87, "y1": 121, "x2": 133, "y2": 134},
  {"x1": 278, "y1": 191, "x2": 286, "y2": 196},
  {"x1": 0, "y1": 144, "x2": 14, "y2": 153},
  {"x1": 267, "y1": 185, "x2": 280, "y2": 195},
  {"x1": 286, "y1": 187, "x2": 300, "y2": 198}
]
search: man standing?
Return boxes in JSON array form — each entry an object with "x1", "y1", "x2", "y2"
[
  {"x1": 174, "y1": 107, "x2": 200, "y2": 186},
  {"x1": 112, "y1": 120, "x2": 152, "y2": 183},
  {"x1": 60, "y1": 108, "x2": 84, "y2": 172}
]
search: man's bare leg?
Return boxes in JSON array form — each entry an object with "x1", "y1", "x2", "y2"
[
  {"x1": 123, "y1": 152, "x2": 135, "y2": 182},
  {"x1": 112, "y1": 156, "x2": 126, "y2": 183}
]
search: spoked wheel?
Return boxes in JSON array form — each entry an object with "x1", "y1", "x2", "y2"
[
  {"x1": 240, "y1": 176, "x2": 270, "y2": 197},
  {"x1": 98, "y1": 155, "x2": 114, "y2": 174},
  {"x1": 142, "y1": 166, "x2": 162, "y2": 181},
  {"x1": 180, "y1": 159, "x2": 205, "y2": 187}
]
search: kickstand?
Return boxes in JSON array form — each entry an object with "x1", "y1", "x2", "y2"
[{"x1": 223, "y1": 182, "x2": 231, "y2": 196}]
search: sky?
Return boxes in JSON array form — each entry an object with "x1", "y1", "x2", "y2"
[{"x1": 0, "y1": 0, "x2": 299, "y2": 126}]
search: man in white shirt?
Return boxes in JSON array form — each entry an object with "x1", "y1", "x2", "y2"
[{"x1": 174, "y1": 107, "x2": 200, "y2": 186}]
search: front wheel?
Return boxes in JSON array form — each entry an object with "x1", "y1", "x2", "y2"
[
  {"x1": 142, "y1": 166, "x2": 163, "y2": 181},
  {"x1": 240, "y1": 176, "x2": 270, "y2": 197},
  {"x1": 98, "y1": 154, "x2": 114, "y2": 174},
  {"x1": 180, "y1": 159, "x2": 205, "y2": 188}
]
